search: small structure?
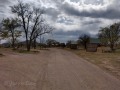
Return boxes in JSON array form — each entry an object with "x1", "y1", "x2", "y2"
[
  {"x1": 86, "y1": 38, "x2": 100, "y2": 52},
  {"x1": 60, "y1": 43, "x2": 66, "y2": 48},
  {"x1": 86, "y1": 43, "x2": 98, "y2": 52},
  {"x1": 17, "y1": 41, "x2": 27, "y2": 48},
  {"x1": 1, "y1": 43, "x2": 11, "y2": 48},
  {"x1": 70, "y1": 41, "x2": 78, "y2": 49}
]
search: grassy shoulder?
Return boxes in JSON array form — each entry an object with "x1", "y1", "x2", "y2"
[
  {"x1": 66, "y1": 47, "x2": 120, "y2": 79},
  {"x1": 0, "y1": 47, "x2": 40, "y2": 55},
  {"x1": 0, "y1": 47, "x2": 50, "y2": 55},
  {"x1": 16, "y1": 49, "x2": 40, "y2": 54},
  {"x1": 16, "y1": 48, "x2": 49, "y2": 54}
]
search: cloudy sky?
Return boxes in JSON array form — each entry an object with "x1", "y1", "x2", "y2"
[{"x1": 0, "y1": 0, "x2": 120, "y2": 42}]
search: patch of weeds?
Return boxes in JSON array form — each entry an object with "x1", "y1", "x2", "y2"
[
  {"x1": 0, "y1": 53, "x2": 4, "y2": 57},
  {"x1": 17, "y1": 49, "x2": 39, "y2": 54}
]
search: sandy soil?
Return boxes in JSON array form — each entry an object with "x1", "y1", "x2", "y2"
[{"x1": 0, "y1": 48, "x2": 120, "y2": 90}]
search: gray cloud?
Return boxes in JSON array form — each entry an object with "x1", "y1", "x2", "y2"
[
  {"x1": 82, "y1": 20, "x2": 102, "y2": 25},
  {"x1": 0, "y1": 0, "x2": 10, "y2": 4},
  {"x1": 44, "y1": 7, "x2": 60, "y2": 21},
  {"x1": 57, "y1": 16, "x2": 74, "y2": 25},
  {"x1": 0, "y1": 0, "x2": 120, "y2": 42},
  {"x1": 53, "y1": 30, "x2": 82, "y2": 42},
  {"x1": 52, "y1": 28, "x2": 98, "y2": 42},
  {"x1": 0, "y1": 0, "x2": 10, "y2": 11},
  {"x1": 84, "y1": 0, "x2": 104, "y2": 5},
  {"x1": 70, "y1": 0, "x2": 80, "y2": 3},
  {"x1": 0, "y1": 0, "x2": 14, "y2": 21},
  {"x1": 61, "y1": 2, "x2": 120, "y2": 19}
]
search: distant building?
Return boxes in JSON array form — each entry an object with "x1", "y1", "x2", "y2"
[
  {"x1": 90, "y1": 38, "x2": 101, "y2": 46},
  {"x1": 60, "y1": 43, "x2": 66, "y2": 48},
  {"x1": 70, "y1": 41, "x2": 78, "y2": 49},
  {"x1": 18, "y1": 41, "x2": 26, "y2": 47},
  {"x1": 18, "y1": 40, "x2": 39, "y2": 48},
  {"x1": 86, "y1": 38, "x2": 100, "y2": 52}
]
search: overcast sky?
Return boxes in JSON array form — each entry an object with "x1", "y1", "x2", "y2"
[{"x1": 0, "y1": 0, "x2": 120, "y2": 42}]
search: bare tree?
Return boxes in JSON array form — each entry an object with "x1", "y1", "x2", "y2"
[
  {"x1": 46, "y1": 39, "x2": 57, "y2": 47},
  {"x1": 33, "y1": 24, "x2": 53, "y2": 49},
  {"x1": 98, "y1": 28, "x2": 108, "y2": 46},
  {"x1": 11, "y1": 1, "x2": 53, "y2": 51},
  {"x1": 78, "y1": 34, "x2": 90, "y2": 49},
  {"x1": 98, "y1": 23, "x2": 120, "y2": 51},
  {"x1": 1, "y1": 18, "x2": 21, "y2": 49},
  {"x1": 66, "y1": 40, "x2": 72, "y2": 48}
]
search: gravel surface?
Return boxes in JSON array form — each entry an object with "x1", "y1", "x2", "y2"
[{"x1": 0, "y1": 48, "x2": 120, "y2": 90}]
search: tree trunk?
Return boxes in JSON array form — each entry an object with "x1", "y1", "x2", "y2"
[
  {"x1": 85, "y1": 44, "x2": 87, "y2": 49},
  {"x1": 27, "y1": 44, "x2": 31, "y2": 51},
  {"x1": 25, "y1": 33, "x2": 31, "y2": 51},
  {"x1": 110, "y1": 43, "x2": 114, "y2": 51},
  {"x1": 33, "y1": 39, "x2": 36, "y2": 49},
  {"x1": 12, "y1": 39, "x2": 15, "y2": 49},
  {"x1": 11, "y1": 35, "x2": 15, "y2": 49},
  {"x1": 27, "y1": 39, "x2": 33, "y2": 51},
  {"x1": 26, "y1": 39, "x2": 31, "y2": 51}
]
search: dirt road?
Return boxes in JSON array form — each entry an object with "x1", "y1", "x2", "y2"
[{"x1": 0, "y1": 48, "x2": 120, "y2": 90}]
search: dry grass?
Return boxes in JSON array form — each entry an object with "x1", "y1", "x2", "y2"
[
  {"x1": 66, "y1": 47, "x2": 120, "y2": 79},
  {"x1": 0, "y1": 48, "x2": 40, "y2": 55},
  {"x1": 15, "y1": 49, "x2": 39, "y2": 54}
]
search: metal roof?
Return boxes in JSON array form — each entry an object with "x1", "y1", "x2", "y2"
[{"x1": 90, "y1": 38, "x2": 100, "y2": 44}]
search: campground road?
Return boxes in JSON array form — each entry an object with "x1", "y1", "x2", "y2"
[{"x1": 0, "y1": 48, "x2": 120, "y2": 90}]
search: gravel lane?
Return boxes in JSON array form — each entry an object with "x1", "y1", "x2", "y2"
[{"x1": 0, "y1": 48, "x2": 120, "y2": 90}]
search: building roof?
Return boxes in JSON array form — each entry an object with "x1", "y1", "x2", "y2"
[
  {"x1": 90, "y1": 38, "x2": 100, "y2": 44},
  {"x1": 71, "y1": 41, "x2": 77, "y2": 44}
]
